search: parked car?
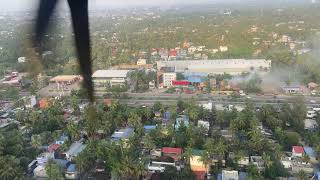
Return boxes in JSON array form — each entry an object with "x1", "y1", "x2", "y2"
[
  {"x1": 65, "y1": 164, "x2": 79, "y2": 179},
  {"x1": 95, "y1": 160, "x2": 106, "y2": 173}
]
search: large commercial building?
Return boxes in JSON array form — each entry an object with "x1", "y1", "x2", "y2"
[
  {"x1": 92, "y1": 70, "x2": 130, "y2": 88},
  {"x1": 156, "y1": 59, "x2": 272, "y2": 75}
]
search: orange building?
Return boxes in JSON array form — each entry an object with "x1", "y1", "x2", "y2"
[
  {"x1": 39, "y1": 98, "x2": 50, "y2": 109},
  {"x1": 190, "y1": 149, "x2": 209, "y2": 180}
]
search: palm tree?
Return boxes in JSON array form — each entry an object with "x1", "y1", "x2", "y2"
[
  {"x1": 75, "y1": 152, "x2": 92, "y2": 179},
  {"x1": 128, "y1": 112, "x2": 142, "y2": 129},
  {"x1": 183, "y1": 147, "x2": 194, "y2": 165},
  {"x1": 66, "y1": 122, "x2": 79, "y2": 141},
  {"x1": 200, "y1": 151, "x2": 211, "y2": 174},
  {"x1": 248, "y1": 129, "x2": 264, "y2": 154},
  {"x1": 31, "y1": 134, "x2": 43, "y2": 149},
  {"x1": 0, "y1": 156, "x2": 22, "y2": 180},
  {"x1": 45, "y1": 160, "x2": 64, "y2": 180},
  {"x1": 302, "y1": 154, "x2": 310, "y2": 164},
  {"x1": 84, "y1": 105, "x2": 100, "y2": 140},
  {"x1": 204, "y1": 138, "x2": 216, "y2": 156},
  {"x1": 297, "y1": 170, "x2": 307, "y2": 180},
  {"x1": 262, "y1": 153, "x2": 273, "y2": 169}
]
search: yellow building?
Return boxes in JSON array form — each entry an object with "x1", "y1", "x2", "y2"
[{"x1": 190, "y1": 149, "x2": 209, "y2": 180}]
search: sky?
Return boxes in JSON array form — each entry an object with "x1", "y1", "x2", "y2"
[
  {"x1": 0, "y1": 0, "x2": 312, "y2": 11},
  {"x1": 0, "y1": 0, "x2": 214, "y2": 11}
]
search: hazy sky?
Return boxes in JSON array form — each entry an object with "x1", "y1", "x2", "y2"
[
  {"x1": 0, "y1": 0, "x2": 311, "y2": 11},
  {"x1": 0, "y1": 0, "x2": 216, "y2": 11}
]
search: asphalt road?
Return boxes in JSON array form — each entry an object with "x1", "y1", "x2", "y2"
[{"x1": 117, "y1": 93, "x2": 320, "y2": 107}]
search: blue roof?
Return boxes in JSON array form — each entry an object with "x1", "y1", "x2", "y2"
[
  {"x1": 53, "y1": 159, "x2": 70, "y2": 168},
  {"x1": 144, "y1": 125, "x2": 156, "y2": 130},
  {"x1": 304, "y1": 146, "x2": 316, "y2": 157},
  {"x1": 187, "y1": 76, "x2": 204, "y2": 83},
  {"x1": 67, "y1": 164, "x2": 76, "y2": 172},
  {"x1": 164, "y1": 111, "x2": 171, "y2": 120},
  {"x1": 317, "y1": 172, "x2": 320, "y2": 180},
  {"x1": 217, "y1": 174, "x2": 222, "y2": 180},
  {"x1": 184, "y1": 72, "x2": 208, "y2": 77},
  {"x1": 239, "y1": 172, "x2": 247, "y2": 180}
]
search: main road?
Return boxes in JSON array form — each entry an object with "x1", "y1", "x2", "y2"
[{"x1": 111, "y1": 91, "x2": 320, "y2": 107}]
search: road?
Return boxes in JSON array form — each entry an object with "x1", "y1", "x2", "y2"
[{"x1": 115, "y1": 92, "x2": 320, "y2": 107}]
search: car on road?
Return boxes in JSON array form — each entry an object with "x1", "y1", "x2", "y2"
[
  {"x1": 95, "y1": 160, "x2": 106, "y2": 173},
  {"x1": 65, "y1": 164, "x2": 79, "y2": 179}
]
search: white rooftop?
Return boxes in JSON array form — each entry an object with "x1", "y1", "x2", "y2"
[{"x1": 92, "y1": 70, "x2": 130, "y2": 78}]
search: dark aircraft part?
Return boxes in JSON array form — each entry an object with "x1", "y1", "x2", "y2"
[{"x1": 34, "y1": 0, "x2": 94, "y2": 102}]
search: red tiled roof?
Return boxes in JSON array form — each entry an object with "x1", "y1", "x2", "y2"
[
  {"x1": 169, "y1": 50, "x2": 177, "y2": 57},
  {"x1": 162, "y1": 147, "x2": 183, "y2": 155},
  {"x1": 48, "y1": 144, "x2": 61, "y2": 153},
  {"x1": 292, "y1": 146, "x2": 304, "y2": 154}
]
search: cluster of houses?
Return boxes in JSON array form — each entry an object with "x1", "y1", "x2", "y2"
[
  {"x1": 148, "y1": 44, "x2": 229, "y2": 62},
  {"x1": 30, "y1": 135, "x2": 85, "y2": 179}
]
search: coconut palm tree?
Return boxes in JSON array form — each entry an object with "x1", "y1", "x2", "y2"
[
  {"x1": 143, "y1": 134, "x2": 156, "y2": 152},
  {"x1": 0, "y1": 156, "x2": 22, "y2": 180},
  {"x1": 262, "y1": 153, "x2": 273, "y2": 169},
  {"x1": 200, "y1": 151, "x2": 211, "y2": 174},
  {"x1": 66, "y1": 122, "x2": 79, "y2": 141},
  {"x1": 302, "y1": 154, "x2": 310, "y2": 164},
  {"x1": 183, "y1": 146, "x2": 194, "y2": 165},
  {"x1": 45, "y1": 160, "x2": 64, "y2": 180},
  {"x1": 31, "y1": 134, "x2": 43, "y2": 149},
  {"x1": 297, "y1": 170, "x2": 307, "y2": 180}
]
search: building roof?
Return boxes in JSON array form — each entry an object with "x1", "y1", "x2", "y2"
[
  {"x1": 308, "y1": 82, "x2": 318, "y2": 88},
  {"x1": 53, "y1": 159, "x2": 70, "y2": 168},
  {"x1": 92, "y1": 70, "x2": 130, "y2": 78},
  {"x1": 162, "y1": 147, "x2": 183, "y2": 155},
  {"x1": 292, "y1": 146, "x2": 304, "y2": 154},
  {"x1": 65, "y1": 142, "x2": 86, "y2": 157},
  {"x1": 116, "y1": 64, "x2": 153, "y2": 70},
  {"x1": 48, "y1": 144, "x2": 61, "y2": 153},
  {"x1": 184, "y1": 72, "x2": 208, "y2": 77},
  {"x1": 187, "y1": 77, "x2": 204, "y2": 83},
  {"x1": 144, "y1": 125, "x2": 157, "y2": 131},
  {"x1": 192, "y1": 149, "x2": 205, "y2": 156},
  {"x1": 303, "y1": 146, "x2": 316, "y2": 158},
  {"x1": 50, "y1": 75, "x2": 81, "y2": 82},
  {"x1": 67, "y1": 164, "x2": 77, "y2": 172},
  {"x1": 172, "y1": 80, "x2": 190, "y2": 86},
  {"x1": 111, "y1": 128, "x2": 134, "y2": 140}
]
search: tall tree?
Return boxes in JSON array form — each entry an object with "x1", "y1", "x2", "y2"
[{"x1": 45, "y1": 160, "x2": 64, "y2": 180}]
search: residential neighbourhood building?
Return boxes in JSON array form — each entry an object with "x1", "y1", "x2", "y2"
[
  {"x1": 292, "y1": 146, "x2": 304, "y2": 157},
  {"x1": 111, "y1": 127, "x2": 134, "y2": 141},
  {"x1": 161, "y1": 72, "x2": 176, "y2": 87},
  {"x1": 221, "y1": 170, "x2": 238, "y2": 180}
]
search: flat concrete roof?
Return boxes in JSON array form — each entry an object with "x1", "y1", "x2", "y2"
[{"x1": 92, "y1": 70, "x2": 130, "y2": 78}]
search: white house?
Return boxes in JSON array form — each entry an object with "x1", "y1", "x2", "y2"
[
  {"x1": 292, "y1": 146, "x2": 304, "y2": 157},
  {"x1": 198, "y1": 120, "x2": 210, "y2": 133},
  {"x1": 219, "y1": 46, "x2": 229, "y2": 52},
  {"x1": 222, "y1": 170, "x2": 238, "y2": 180},
  {"x1": 162, "y1": 73, "x2": 176, "y2": 87},
  {"x1": 18, "y1": 57, "x2": 26, "y2": 63},
  {"x1": 137, "y1": 59, "x2": 147, "y2": 65}
]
